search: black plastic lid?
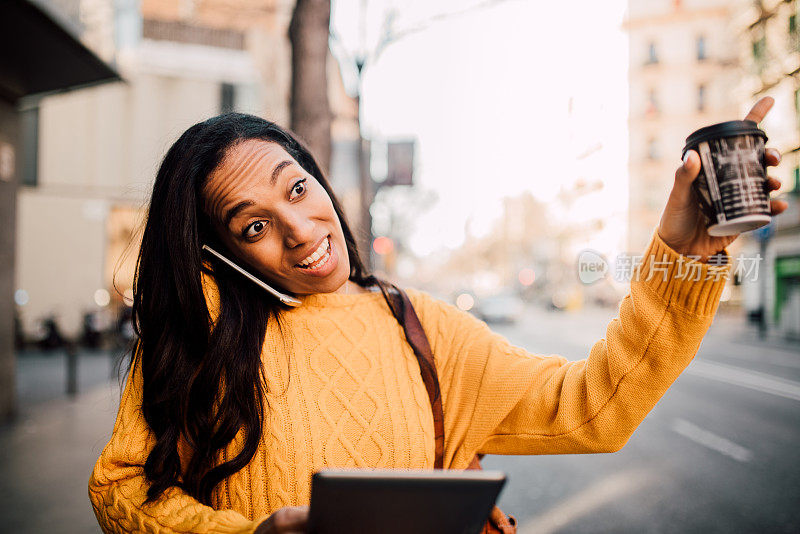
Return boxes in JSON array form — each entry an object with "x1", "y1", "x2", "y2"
[{"x1": 682, "y1": 120, "x2": 767, "y2": 155}]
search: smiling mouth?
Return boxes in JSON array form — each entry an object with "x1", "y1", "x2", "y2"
[{"x1": 295, "y1": 236, "x2": 332, "y2": 271}]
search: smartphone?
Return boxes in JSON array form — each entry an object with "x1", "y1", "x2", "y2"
[{"x1": 202, "y1": 244, "x2": 302, "y2": 307}]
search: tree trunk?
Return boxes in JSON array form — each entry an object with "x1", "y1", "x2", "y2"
[{"x1": 288, "y1": 0, "x2": 332, "y2": 174}]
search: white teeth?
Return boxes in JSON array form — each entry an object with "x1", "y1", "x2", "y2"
[
  {"x1": 305, "y1": 251, "x2": 330, "y2": 270},
  {"x1": 300, "y1": 249, "x2": 330, "y2": 270},
  {"x1": 298, "y1": 237, "x2": 329, "y2": 267}
]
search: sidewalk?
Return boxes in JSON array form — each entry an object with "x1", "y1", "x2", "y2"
[
  {"x1": 1, "y1": 347, "x2": 128, "y2": 533},
  {"x1": 711, "y1": 309, "x2": 800, "y2": 355},
  {"x1": 15, "y1": 348, "x2": 124, "y2": 408},
  {"x1": 0, "y1": 380, "x2": 121, "y2": 533}
]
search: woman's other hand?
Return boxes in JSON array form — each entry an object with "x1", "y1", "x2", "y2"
[
  {"x1": 254, "y1": 506, "x2": 309, "y2": 534},
  {"x1": 657, "y1": 96, "x2": 788, "y2": 263}
]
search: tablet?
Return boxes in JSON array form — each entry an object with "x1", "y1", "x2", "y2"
[{"x1": 308, "y1": 468, "x2": 507, "y2": 534}]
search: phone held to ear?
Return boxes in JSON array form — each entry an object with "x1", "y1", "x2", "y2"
[{"x1": 202, "y1": 244, "x2": 302, "y2": 307}]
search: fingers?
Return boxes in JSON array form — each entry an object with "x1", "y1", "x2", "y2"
[
  {"x1": 273, "y1": 506, "x2": 308, "y2": 532},
  {"x1": 258, "y1": 506, "x2": 309, "y2": 534},
  {"x1": 766, "y1": 176, "x2": 781, "y2": 191},
  {"x1": 767, "y1": 175, "x2": 786, "y2": 216},
  {"x1": 743, "y1": 96, "x2": 774, "y2": 123},
  {"x1": 771, "y1": 198, "x2": 789, "y2": 215},
  {"x1": 766, "y1": 147, "x2": 782, "y2": 167}
]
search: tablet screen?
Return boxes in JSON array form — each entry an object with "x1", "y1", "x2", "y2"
[{"x1": 308, "y1": 468, "x2": 507, "y2": 534}]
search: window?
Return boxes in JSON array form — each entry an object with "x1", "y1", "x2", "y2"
[
  {"x1": 647, "y1": 138, "x2": 659, "y2": 160},
  {"x1": 20, "y1": 106, "x2": 39, "y2": 187},
  {"x1": 646, "y1": 41, "x2": 658, "y2": 64},
  {"x1": 752, "y1": 34, "x2": 767, "y2": 63},
  {"x1": 792, "y1": 89, "x2": 800, "y2": 157},
  {"x1": 696, "y1": 36, "x2": 707, "y2": 61},
  {"x1": 220, "y1": 82, "x2": 236, "y2": 113},
  {"x1": 752, "y1": 33, "x2": 768, "y2": 73},
  {"x1": 794, "y1": 166, "x2": 800, "y2": 196},
  {"x1": 697, "y1": 84, "x2": 706, "y2": 113},
  {"x1": 646, "y1": 88, "x2": 659, "y2": 115}
]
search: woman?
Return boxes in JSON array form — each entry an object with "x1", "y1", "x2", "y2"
[{"x1": 89, "y1": 98, "x2": 786, "y2": 534}]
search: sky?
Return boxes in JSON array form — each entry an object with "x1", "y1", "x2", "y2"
[{"x1": 331, "y1": 0, "x2": 630, "y2": 258}]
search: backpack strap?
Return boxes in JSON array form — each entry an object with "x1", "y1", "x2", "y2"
[
  {"x1": 385, "y1": 285, "x2": 518, "y2": 534},
  {"x1": 385, "y1": 285, "x2": 445, "y2": 469}
]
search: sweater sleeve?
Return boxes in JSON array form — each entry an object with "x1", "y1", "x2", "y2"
[
  {"x1": 88, "y1": 353, "x2": 266, "y2": 534},
  {"x1": 406, "y1": 227, "x2": 731, "y2": 469}
]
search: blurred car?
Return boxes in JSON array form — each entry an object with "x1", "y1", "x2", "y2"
[{"x1": 474, "y1": 293, "x2": 524, "y2": 324}]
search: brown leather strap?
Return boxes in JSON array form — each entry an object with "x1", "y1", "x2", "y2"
[
  {"x1": 386, "y1": 285, "x2": 517, "y2": 533},
  {"x1": 385, "y1": 286, "x2": 445, "y2": 469}
]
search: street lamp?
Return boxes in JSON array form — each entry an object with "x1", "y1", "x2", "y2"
[{"x1": 330, "y1": 0, "x2": 514, "y2": 270}]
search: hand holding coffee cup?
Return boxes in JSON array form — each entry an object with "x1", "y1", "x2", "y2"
[{"x1": 657, "y1": 97, "x2": 788, "y2": 263}]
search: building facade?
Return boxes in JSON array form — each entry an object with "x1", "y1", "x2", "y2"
[
  {"x1": 735, "y1": 0, "x2": 800, "y2": 339},
  {"x1": 1, "y1": 0, "x2": 118, "y2": 419},
  {"x1": 14, "y1": 0, "x2": 359, "y2": 339},
  {"x1": 625, "y1": 0, "x2": 744, "y2": 253},
  {"x1": 626, "y1": 0, "x2": 800, "y2": 339}
]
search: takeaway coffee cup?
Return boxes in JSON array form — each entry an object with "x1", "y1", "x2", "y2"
[{"x1": 682, "y1": 120, "x2": 771, "y2": 236}]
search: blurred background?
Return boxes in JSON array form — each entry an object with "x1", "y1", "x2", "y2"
[{"x1": 0, "y1": 0, "x2": 798, "y2": 532}]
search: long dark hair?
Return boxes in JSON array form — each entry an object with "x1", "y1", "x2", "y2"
[{"x1": 133, "y1": 114, "x2": 398, "y2": 505}]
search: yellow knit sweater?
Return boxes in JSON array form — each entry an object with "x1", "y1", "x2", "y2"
[{"x1": 89, "y1": 229, "x2": 730, "y2": 533}]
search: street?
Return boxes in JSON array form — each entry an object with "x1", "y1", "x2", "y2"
[
  {"x1": 1, "y1": 306, "x2": 798, "y2": 533},
  {"x1": 484, "y1": 306, "x2": 800, "y2": 533}
]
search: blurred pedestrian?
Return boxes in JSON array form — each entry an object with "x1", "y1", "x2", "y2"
[
  {"x1": 38, "y1": 314, "x2": 65, "y2": 351},
  {"x1": 89, "y1": 98, "x2": 785, "y2": 533}
]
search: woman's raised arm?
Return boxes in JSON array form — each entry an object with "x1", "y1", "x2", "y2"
[
  {"x1": 406, "y1": 228, "x2": 731, "y2": 468},
  {"x1": 88, "y1": 355, "x2": 268, "y2": 534}
]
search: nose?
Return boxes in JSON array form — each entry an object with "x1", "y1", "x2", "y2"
[{"x1": 280, "y1": 208, "x2": 316, "y2": 250}]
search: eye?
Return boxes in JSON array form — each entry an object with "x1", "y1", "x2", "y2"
[
  {"x1": 244, "y1": 220, "x2": 267, "y2": 239},
  {"x1": 289, "y1": 178, "x2": 307, "y2": 200}
]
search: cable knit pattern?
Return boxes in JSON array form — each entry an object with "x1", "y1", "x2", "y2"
[{"x1": 89, "y1": 228, "x2": 730, "y2": 532}]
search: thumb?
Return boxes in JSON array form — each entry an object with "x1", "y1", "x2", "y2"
[
  {"x1": 669, "y1": 150, "x2": 700, "y2": 209},
  {"x1": 676, "y1": 150, "x2": 701, "y2": 184}
]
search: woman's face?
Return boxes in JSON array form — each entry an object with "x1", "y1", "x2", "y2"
[{"x1": 201, "y1": 139, "x2": 351, "y2": 295}]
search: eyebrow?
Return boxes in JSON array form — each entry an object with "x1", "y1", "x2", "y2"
[
  {"x1": 223, "y1": 200, "x2": 255, "y2": 229},
  {"x1": 221, "y1": 160, "x2": 295, "y2": 228},
  {"x1": 270, "y1": 160, "x2": 293, "y2": 186}
]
